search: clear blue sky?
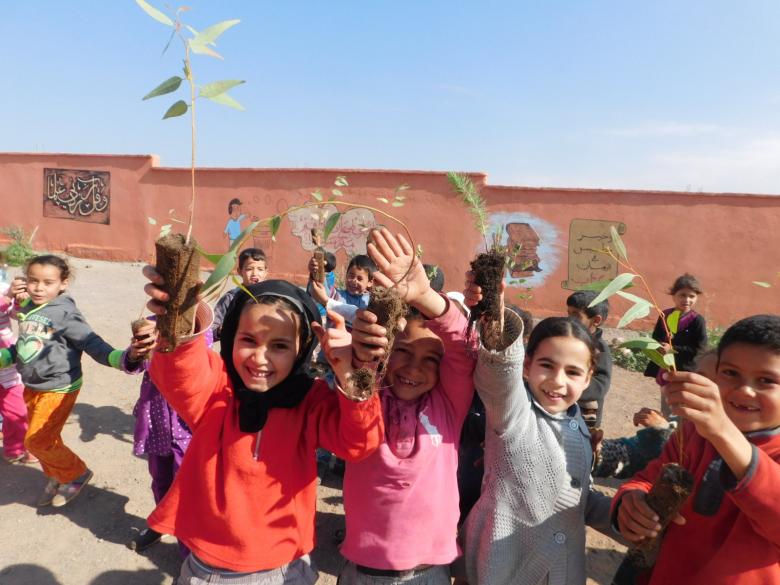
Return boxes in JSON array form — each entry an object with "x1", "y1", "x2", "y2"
[{"x1": 3, "y1": 1, "x2": 780, "y2": 194}]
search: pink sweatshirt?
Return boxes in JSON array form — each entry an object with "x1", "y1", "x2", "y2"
[{"x1": 340, "y1": 299, "x2": 475, "y2": 569}]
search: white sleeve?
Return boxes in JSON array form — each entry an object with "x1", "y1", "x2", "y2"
[{"x1": 326, "y1": 298, "x2": 358, "y2": 322}]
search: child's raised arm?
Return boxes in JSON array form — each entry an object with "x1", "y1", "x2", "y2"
[{"x1": 367, "y1": 228, "x2": 445, "y2": 319}]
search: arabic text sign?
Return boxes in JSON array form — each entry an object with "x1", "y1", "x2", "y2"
[{"x1": 43, "y1": 168, "x2": 110, "y2": 224}]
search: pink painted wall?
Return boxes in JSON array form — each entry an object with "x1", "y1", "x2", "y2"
[{"x1": 1, "y1": 152, "x2": 778, "y2": 328}]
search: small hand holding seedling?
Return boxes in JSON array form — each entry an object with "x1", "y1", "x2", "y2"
[
  {"x1": 311, "y1": 311, "x2": 354, "y2": 388},
  {"x1": 10, "y1": 277, "x2": 28, "y2": 304},
  {"x1": 463, "y1": 270, "x2": 506, "y2": 351},
  {"x1": 308, "y1": 277, "x2": 330, "y2": 307},
  {"x1": 618, "y1": 489, "x2": 684, "y2": 543},
  {"x1": 128, "y1": 320, "x2": 158, "y2": 363}
]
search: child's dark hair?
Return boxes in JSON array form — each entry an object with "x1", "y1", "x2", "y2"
[
  {"x1": 347, "y1": 255, "x2": 376, "y2": 279},
  {"x1": 717, "y1": 315, "x2": 780, "y2": 360},
  {"x1": 526, "y1": 316, "x2": 599, "y2": 368},
  {"x1": 566, "y1": 290, "x2": 609, "y2": 321},
  {"x1": 507, "y1": 305, "x2": 534, "y2": 339},
  {"x1": 423, "y1": 264, "x2": 445, "y2": 292},
  {"x1": 227, "y1": 197, "x2": 242, "y2": 214},
  {"x1": 238, "y1": 248, "x2": 267, "y2": 270},
  {"x1": 669, "y1": 273, "x2": 703, "y2": 295},
  {"x1": 325, "y1": 252, "x2": 337, "y2": 273},
  {"x1": 26, "y1": 254, "x2": 72, "y2": 283}
]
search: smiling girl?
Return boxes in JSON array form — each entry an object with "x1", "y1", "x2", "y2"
[
  {"x1": 142, "y1": 275, "x2": 383, "y2": 584},
  {"x1": 460, "y1": 276, "x2": 614, "y2": 585},
  {"x1": 337, "y1": 229, "x2": 476, "y2": 585}
]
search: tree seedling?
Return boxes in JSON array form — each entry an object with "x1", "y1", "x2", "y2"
[
  {"x1": 587, "y1": 226, "x2": 694, "y2": 569},
  {"x1": 136, "y1": 0, "x2": 253, "y2": 348}
]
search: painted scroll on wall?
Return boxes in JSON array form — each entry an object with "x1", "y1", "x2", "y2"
[
  {"x1": 43, "y1": 168, "x2": 110, "y2": 224},
  {"x1": 561, "y1": 219, "x2": 626, "y2": 290}
]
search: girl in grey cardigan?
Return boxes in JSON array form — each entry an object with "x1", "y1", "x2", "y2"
[{"x1": 461, "y1": 283, "x2": 614, "y2": 585}]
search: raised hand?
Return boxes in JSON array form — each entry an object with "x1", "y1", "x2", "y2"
[
  {"x1": 633, "y1": 407, "x2": 668, "y2": 428},
  {"x1": 312, "y1": 310, "x2": 353, "y2": 386},
  {"x1": 309, "y1": 278, "x2": 330, "y2": 306},
  {"x1": 367, "y1": 228, "x2": 427, "y2": 303},
  {"x1": 351, "y1": 308, "x2": 389, "y2": 364},
  {"x1": 142, "y1": 265, "x2": 169, "y2": 315},
  {"x1": 128, "y1": 320, "x2": 157, "y2": 362},
  {"x1": 9, "y1": 277, "x2": 28, "y2": 303}
]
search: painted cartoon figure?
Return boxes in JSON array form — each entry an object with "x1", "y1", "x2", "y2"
[{"x1": 224, "y1": 198, "x2": 247, "y2": 248}]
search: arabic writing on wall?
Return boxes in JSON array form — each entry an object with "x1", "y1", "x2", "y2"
[
  {"x1": 43, "y1": 168, "x2": 110, "y2": 224},
  {"x1": 561, "y1": 219, "x2": 626, "y2": 290}
]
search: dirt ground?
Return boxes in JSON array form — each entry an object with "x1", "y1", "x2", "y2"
[{"x1": 0, "y1": 257, "x2": 660, "y2": 585}]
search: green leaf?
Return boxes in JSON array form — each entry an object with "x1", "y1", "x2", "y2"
[
  {"x1": 616, "y1": 290, "x2": 648, "y2": 305},
  {"x1": 395, "y1": 183, "x2": 410, "y2": 192},
  {"x1": 331, "y1": 188, "x2": 343, "y2": 197},
  {"x1": 323, "y1": 212, "x2": 342, "y2": 242},
  {"x1": 159, "y1": 224, "x2": 172, "y2": 238},
  {"x1": 147, "y1": 217, "x2": 157, "y2": 225},
  {"x1": 190, "y1": 19, "x2": 240, "y2": 50},
  {"x1": 377, "y1": 197, "x2": 389, "y2": 203},
  {"x1": 142, "y1": 76, "x2": 183, "y2": 100},
  {"x1": 753, "y1": 281, "x2": 772, "y2": 288},
  {"x1": 619, "y1": 338, "x2": 662, "y2": 350},
  {"x1": 135, "y1": 0, "x2": 173, "y2": 26},
  {"x1": 229, "y1": 220, "x2": 259, "y2": 253},
  {"x1": 334, "y1": 176, "x2": 349, "y2": 187},
  {"x1": 643, "y1": 348, "x2": 670, "y2": 371},
  {"x1": 391, "y1": 201, "x2": 404, "y2": 207},
  {"x1": 199, "y1": 79, "x2": 245, "y2": 98},
  {"x1": 666, "y1": 310, "x2": 681, "y2": 335},
  {"x1": 269, "y1": 216, "x2": 282, "y2": 240},
  {"x1": 201, "y1": 248, "x2": 239, "y2": 296},
  {"x1": 610, "y1": 225, "x2": 628, "y2": 261},
  {"x1": 663, "y1": 352, "x2": 676, "y2": 369},
  {"x1": 205, "y1": 92, "x2": 245, "y2": 111},
  {"x1": 190, "y1": 42, "x2": 223, "y2": 60},
  {"x1": 311, "y1": 190, "x2": 323, "y2": 202},
  {"x1": 163, "y1": 100, "x2": 188, "y2": 119},
  {"x1": 587, "y1": 273, "x2": 636, "y2": 307},
  {"x1": 196, "y1": 247, "x2": 224, "y2": 266},
  {"x1": 617, "y1": 300, "x2": 652, "y2": 328},
  {"x1": 182, "y1": 60, "x2": 191, "y2": 80}
]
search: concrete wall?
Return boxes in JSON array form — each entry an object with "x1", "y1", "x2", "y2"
[{"x1": 2, "y1": 152, "x2": 778, "y2": 328}]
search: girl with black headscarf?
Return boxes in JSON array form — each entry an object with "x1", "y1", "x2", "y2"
[{"x1": 142, "y1": 276, "x2": 383, "y2": 584}]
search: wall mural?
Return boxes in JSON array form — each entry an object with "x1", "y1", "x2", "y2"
[
  {"x1": 561, "y1": 218, "x2": 627, "y2": 290},
  {"x1": 43, "y1": 168, "x2": 110, "y2": 224},
  {"x1": 287, "y1": 204, "x2": 377, "y2": 256},
  {"x1": 485, "y1": 212, "x2": 560, "y2": 288}
]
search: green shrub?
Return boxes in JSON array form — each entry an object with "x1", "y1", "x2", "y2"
[
  {"x1": 611, "y1": 343, "x2": 651, "y2": 373},
  {"x1": 1, "y1": 226, "x2": 36, "y2": 266}
]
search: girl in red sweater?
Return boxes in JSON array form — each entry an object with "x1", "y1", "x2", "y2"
[{"x1": 143, "y1": 272, "x2": 383, "y2": 584}]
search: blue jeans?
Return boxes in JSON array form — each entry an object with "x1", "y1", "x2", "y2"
[{"x1": 178, "y1": 553, "x2": 318, "y2": 585}]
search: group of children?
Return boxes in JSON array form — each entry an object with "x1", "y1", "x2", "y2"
[{"x1": 1, "y1": 236, "x2": 778, "y2": 585}]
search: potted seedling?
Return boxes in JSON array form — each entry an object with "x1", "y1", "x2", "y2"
[
  {"x1": 135, "y1": 0, "x2": 253, "y2": 348},
  {"x1": 264, "y1": 177, "x2": 413, "y2": 398},
  {"x1": 447, "y1": 172, "x2": 524, "y2": 346},
  {"x1": 587, "y1": 227, "x2": 694, "y2": 569}
]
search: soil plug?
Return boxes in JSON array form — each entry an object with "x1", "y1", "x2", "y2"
[
  {"x1": 468, "y1": 249, "x2": 507, "y2": 342},
  {"x1": 155, "y1": 233, "x2": 201, "y2": 350},
  {"x1": 311, "y1": 229, "x2": 326, "y2": 283},
  {"x1": 351, "y1": 286, "x2": 407, "y2": 400}
]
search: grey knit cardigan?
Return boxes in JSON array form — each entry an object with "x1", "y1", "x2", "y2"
[{"x1": 462, "y1": 311, "x2": 614, "y2": 585}]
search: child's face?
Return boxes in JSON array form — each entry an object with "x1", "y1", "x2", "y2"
[
  {"x1": 230, "y1": 204, "x2": 242, "y2": 219},
  {"x1": 346, "y1": 266, "x2": 372, "y2": 296},
  {"x1": 26, "y1": 263, "x2": 68, "y2": 305},
  {"x1": 717, "y1": 343, "x2": 780, "y2": 432},
  {"x1": 524, "y1": 336, "x2": 593, "y2": 414},
  {"x1": 673, "y1": 287, "x2": 698, "y2": 313},
  {"x1": 386, "y1": 319, "x2": 443, "y2": 401},
  {"x1": 240, "y1": 259, "x2": 267, "y2": 285},
  {"x1": 566, "y1": 306, "x2": 600, "y2": 333},
  {"x1": 232, "y1": 303, "x2": 300, "y2": 393}
]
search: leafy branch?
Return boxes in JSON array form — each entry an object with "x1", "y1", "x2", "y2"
[{"x1": 447, "y1": 172, "x2": 489, "y2": 251}]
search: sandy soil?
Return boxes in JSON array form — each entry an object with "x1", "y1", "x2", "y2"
[{"x1": 0, "y1": 257, "x2": 660, "y2": 585}]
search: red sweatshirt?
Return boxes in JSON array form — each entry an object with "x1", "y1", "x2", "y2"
[
  {"x1": 613, "y1": 422, "x2": 780, "y2": 584},
  {"x1": 148, "y1": 335, "x2": 384, "y2": 572}
]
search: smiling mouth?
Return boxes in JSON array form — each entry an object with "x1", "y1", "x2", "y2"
[
  {"x1": 542, "y1": 389, "x2": 565, "y2": 401},
  {"x1": 397, "y1": 375, "x2": 422, "y2": 388},
  {"x1": 246, "y1": 367, "x2": 273, "y2": 380},
  {"x1": 729, "y1": 401, "x2": 760, "y2": 412}
]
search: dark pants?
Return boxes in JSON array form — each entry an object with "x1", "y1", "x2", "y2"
[{"x1": 147, "y1": 443, "x2": 189, "y2": 558}]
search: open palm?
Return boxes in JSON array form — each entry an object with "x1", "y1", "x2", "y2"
[{"x1": 367, "y1": 228, "x2": 427, "y2": 303}]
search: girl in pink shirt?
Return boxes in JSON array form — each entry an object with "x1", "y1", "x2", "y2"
[{"x1": 338, "y1": 229, "x2": 476, "y2": 585}]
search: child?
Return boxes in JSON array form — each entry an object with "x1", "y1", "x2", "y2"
[
  {"x1": 566, "y1": 290, "x2": 613, "y2": 428},
  {"x1": 308, "y1": 254, "x2": 375, "y2": 326},
  {"x1": 644, "y1": 273, "x2": 707, "y2": 416},
  {"x1": 0, "y1": 255, "x2": 150, "y2": 507},
  {"x1": 212, "y1": 247, "x2": 268, "y2": 341},
  {"x1": 127, "y1": 320, "x2": 214, "y2": 554},
  {"x1": 614, "y1": 314, "x2": 780, "y2": 584},
  {"x1": 337, "y1": 229, "x2": 476, "y2": 584},
  {"x1": 0, "y1": 282, "x2": 34, "y2": 464},
  {"x1": 461, "y1": 278, "x2": 613, "y2": 585},
  {"x1": 142, "y1": 270, "x2": 384, "y2": 583}
]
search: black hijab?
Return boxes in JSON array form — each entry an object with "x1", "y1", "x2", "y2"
[{"x1": 219, "y1": 280, "x2": 321, "y2": 432}]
